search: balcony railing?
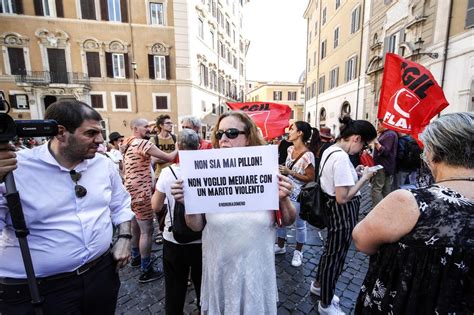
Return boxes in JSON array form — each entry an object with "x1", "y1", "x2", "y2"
[{"x1": 14, "y1": 71, "x2": 90, "y2": 86}]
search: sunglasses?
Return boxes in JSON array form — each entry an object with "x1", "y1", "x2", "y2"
[
  {"x1": 215, "y1": 128, "x2": 246, "y2": 140},
  {"x1": 70, "y1": 170, "x2": 87, "y2": 198}
]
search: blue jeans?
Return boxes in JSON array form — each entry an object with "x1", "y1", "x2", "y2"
[{"x1": 276, "y1": 200, "x2": 307, "y2": 244}]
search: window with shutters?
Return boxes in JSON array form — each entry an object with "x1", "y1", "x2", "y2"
[
  {"x1": 108, "y1": 0, "x2": 121, "y2": 21},
  {"x1": 273, "y1": 91, "x2": 282, "y2": 101},
  {"x1": 345, "y1": 55, "x2": 357, "y2": 82},
  {"x1": 387, "y1": 32, "x2": 399, "y2": 53},
  {"x1": 288, "y1": 91, "x2": 297, "y2": 101},
  {"x1": 199, "y1": 64, "x2": 208, "y2": 86},
  {"x1": 86, "y1": 52, "x2": 101, "y2": 77},
  {"x1": 320, "y1": 39, "x2": 327, "y2": 59},
  {"x1": 311, "y1": 81, "x2": 316, "y2": 98},
  {"x1": 90, "y1": 93, "x2": 105, "y2": 110},
  {"x1": 149, "y1": 2, "x2": 164, "y2": 25},
  {"x1": 329, "y1": 67, "x2": 339, "y2": 89},
  {"x1": 80, "y1": 0, "x2": 96, "y2": 19},
  {"x1": 210, "y1": 30, "x2": 215, "y2": 49},
  {"x1": 334, "y1": 27, "x2": 339, "y2": 48},
  {"x1": 335, "y1": 0, "x2": 340, "y2": 10},
  {"x1": 218, "y1": 76, "x2": 224, "y2": 94},
  {"x1": 318, "y1": 75, "x2": 325, "y2": 94},
  {"x1": 314, "y1": 21, "x2": 318, "y2": 35},
  {"x1": 9, "y1": 94, "x2": 29, "y2": 110},
  {"x1": 467, "y1": 0, "x2": 474, "y2": 28},
  {"x1": 153, "y1": 55, "x2": 166, "y2": 80},
  {"x1": 112, "y1": 53, "x2": 125, "y2": 78},
  {"x1": 209, "y1": 69, "x2": 217, "y2": 90},
  {"x1": 1, "y1": 0, "x2": 22, "y2": 13},
  {"x1": 351, "y1": 6, "x2": 361, "y2": 33},
  {"x1": 198, "y1": 18, "x2": 204, "y2": 39},
  {"x1": 149, "y1": 2, "x2": 165, "y2": 25},
  {"x1": 112, "y1": 92, "x2": 130, "y2": 111},
  {"x1": 152, "y1": 93, "x2": 169, "y2": 111},
  {"x1": 225, "y1": 20, "x2": 230, "y2": 36},
  {"x1": 322, "y1": 7, "x2": 327, "y2": 25},
  {"x1": 34, "y1": 0, "x2": 62, "y2": 17},
  {"x1": 313, "y1": 52, "x2": 316, "y2": 66},
  {"x1": 7, "y1": 47, "x2": 26, "y2": 75}
]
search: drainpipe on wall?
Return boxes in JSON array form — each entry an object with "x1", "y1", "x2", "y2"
[
  {"x1": 303, "y1": 15, "x2": 309, "y2": 122},
  {"x1": 440, "y1": 0, "x2": 453, "y2": 92},
  {"x1": 355, "y1": 0, "x2": 366, "y2": 120},
  {"x1": 314, "y1": 2, "x2": 322, "y2": 127},
  {"x1": 128, "y1": 0, "x2": 139, "y2": 114}
]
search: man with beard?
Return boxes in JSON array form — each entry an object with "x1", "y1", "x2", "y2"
[
  {"x1": 122, "y1": 118, "x2": 177, "y2": 283},
  {"x1": 0, "y1": 100, "x2": 134, "y2": 314}
]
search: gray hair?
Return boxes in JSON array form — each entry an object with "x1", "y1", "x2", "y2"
[
  {"x1": 420, "y1": 112, "x2": 474, "y2": 168},
  {"x1": 181, "y1": 116, "x2": 202, "y2": 130},
  {"x1": 130, "y1": 118, "x2": 148, "y2": 129},
  {"x1": 178, "y1": 129, "x2": 200, "y2": 150}
]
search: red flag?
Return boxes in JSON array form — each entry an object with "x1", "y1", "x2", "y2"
[
  {"x1": 377, "y1": 53, "x2": 449, "y2": 143},
  {"x1": 226, "y1": 102, "x2": 292, "y2": 139}
]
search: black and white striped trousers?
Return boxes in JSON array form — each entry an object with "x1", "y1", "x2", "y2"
[{"x1": 316, "y1": 195, "x2": 361, "y2": 306}]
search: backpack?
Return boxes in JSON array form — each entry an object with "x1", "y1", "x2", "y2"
[
  {"x1": 397, "y1": 136, "x2": 422, "y2": 171},
  {"x1": 167, "y1": 166, "x2": 202, "y2": 244},
  {"x1": 154, "y1": 133, "x2": 176, "y2": 147},
  {"x1": 298, "y1": 150, "x2": 341, "y2": 229}
]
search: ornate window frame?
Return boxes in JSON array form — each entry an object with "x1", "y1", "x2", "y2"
[{"x1": 0, "y1": 32, "x2": 31, "y2": 75}]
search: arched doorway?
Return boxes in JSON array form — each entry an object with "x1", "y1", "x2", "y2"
[
  {"x1": 319, "y1": 107, "x2": 327, "y2": 126},
  {"x1": 341, "y1": 101, "x2": 351, "y2": 117}
]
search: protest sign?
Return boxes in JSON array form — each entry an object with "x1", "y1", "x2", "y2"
[
  {"x1": 226, "y1": 102, "x2": 291, "y2": 139},
  {"x1": 378, "y1": 53, "x2": 449, "y2": 144},
  {"x1": 179, "y1": 145, "x2": 279, "y2": 214}
]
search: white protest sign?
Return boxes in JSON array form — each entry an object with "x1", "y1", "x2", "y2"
[{"x1": 179, "y1": 145, "x2": 279, "y2": 214}]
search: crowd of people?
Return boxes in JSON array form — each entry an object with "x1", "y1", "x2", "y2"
[{"x1": 0, "y1": 99, "x2": 472, "y2": 315}]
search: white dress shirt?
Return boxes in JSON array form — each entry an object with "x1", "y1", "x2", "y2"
[{"x1": 0, "y1": 143, "x2": 134, "y2": 278}]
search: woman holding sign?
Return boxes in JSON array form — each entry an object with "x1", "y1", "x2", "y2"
[
  {"x1": 276, "y1": 121, "x2": 320, "y2": 267},
  {"x1": 172, "y1": 111, "x2": 296, "y2": 315}
]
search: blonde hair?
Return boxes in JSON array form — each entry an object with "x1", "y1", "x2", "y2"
[{"x1": 211, "y1": 111, "x2": 266, "y2": 148}]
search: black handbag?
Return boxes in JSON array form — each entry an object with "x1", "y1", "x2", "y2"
[
  {"x1": 167, "y1": 166, "x2": 202, "y2": 244},
  {"x1": 298, "y1": 150, "x2": 341, "y2": 229}
]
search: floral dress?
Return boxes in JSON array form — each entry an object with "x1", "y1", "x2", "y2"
[{"x1": 355, "y1": 185, "x2": 473, "y2": 314}]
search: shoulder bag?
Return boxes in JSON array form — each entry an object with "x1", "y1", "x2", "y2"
[{"x1": 298, "y1": 150, "x2": 342, "y2": 229}]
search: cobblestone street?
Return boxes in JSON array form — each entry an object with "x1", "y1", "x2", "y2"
[{"x1": 116, "y1": 185, "x2": 372, "y2": 314}]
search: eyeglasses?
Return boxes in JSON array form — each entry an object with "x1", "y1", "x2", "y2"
[
  {"x1": 215, "y1": 128, "x2": 246, "y2": 140},
  {"x1": 163, "y1": 122, "x2": 173, "y2": 125},
  {"x1": 182, "y1": 126, "x2": 193, "y2": 130},
  {"x1": 70, "y1": 170, "x2": 87, "y2": 198}
]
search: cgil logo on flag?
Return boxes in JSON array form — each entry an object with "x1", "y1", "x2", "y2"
[
  {"x1": 378, "y1": 53, "x2": 448, "y2": 142},
  {"x1": 226, "y1": 102, "x2": 292, "y2": 139}
]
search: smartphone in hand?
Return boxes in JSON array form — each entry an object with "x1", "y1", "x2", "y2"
[{"x1": 368, "y1": 165, "x2": 384, "y2": 172}]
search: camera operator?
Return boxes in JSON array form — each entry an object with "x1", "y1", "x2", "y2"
[{"x1": 0, "y1": 100, "x2": 134, "y2": 314}]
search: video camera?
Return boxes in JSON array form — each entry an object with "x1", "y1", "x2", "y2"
[{"x1": 0, "y1": 96, "x2": 58, "y2": 142}]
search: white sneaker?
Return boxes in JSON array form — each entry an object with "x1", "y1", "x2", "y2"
[
  {"x1": 291, "y1": 250, "x2": 303, "y2": 267},
  {"x1": 318, "y1": 295, "x2": 344, "y2": 315},
  {"x1": 274, "y1": 244, "x2": 286, "y2": 255},
  {"x1": 310, "y1": 281, "x2": 320, "y2": 296}
]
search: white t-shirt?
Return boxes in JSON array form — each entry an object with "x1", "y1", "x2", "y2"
[
  {"x1": 319, "y1": 146, "x2": 360, "y2": 197},
  {"x1": 156, "y1": 165, "x2": 201, "y2": 244},
  {"x1": 105, "y1": 149, "x2": 123, "y2": 171}
]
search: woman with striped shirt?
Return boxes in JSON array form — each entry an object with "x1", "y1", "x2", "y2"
[{"x1": 310, "y1": 116, "x2": 377, "y2": 315}]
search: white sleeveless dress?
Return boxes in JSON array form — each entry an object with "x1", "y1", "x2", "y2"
[{"x1": 200, "y1": 210, "x2": 278, "y2": 314}]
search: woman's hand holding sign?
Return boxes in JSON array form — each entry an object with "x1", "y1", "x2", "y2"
[
  {"x1": 277, "y1": 174, "x2": 296, "y2": 226},
  {"x1": 171, "y1": 179, "x2": 185, "y2": 203}
]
